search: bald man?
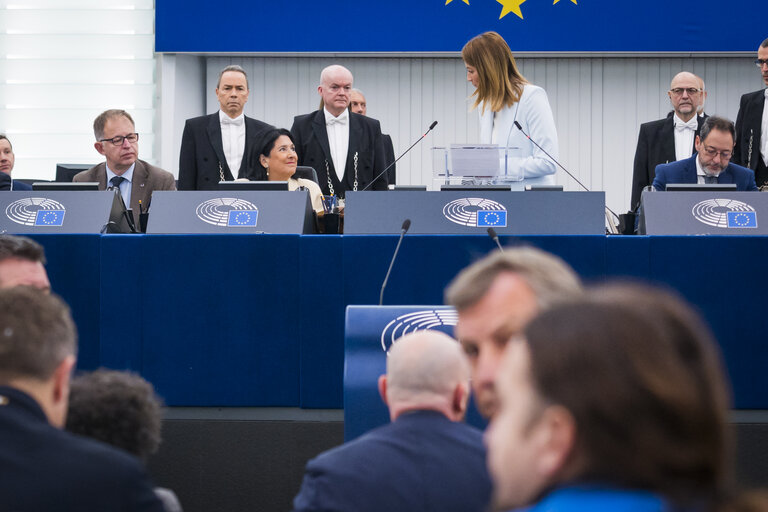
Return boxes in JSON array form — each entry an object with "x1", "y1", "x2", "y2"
[
  {"x1": 291, "y1": 65, "x2": 388, "y2": 199},
  {"x1": 631, "y1": 71, "x2": 708, "y2": 210},
  {"x1": 292, "y1": 331, "x2": 492, "y2": 512}
]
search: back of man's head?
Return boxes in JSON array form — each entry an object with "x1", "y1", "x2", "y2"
[
  {"x1": 446, "y1": 246, "x2": 581, "y2": 311},
  {"x1": 0, "y1": 287, "x2": 76, "y2": 385},
  {"x1": 381, "y1": 330, "x2": 470, "y2": 421},
  {"x1": 0, "y1": 235, "x2": 50, "y2": 291},
  {"x1": 67, "y1": 369, "x2": 163, "y2": 463}
]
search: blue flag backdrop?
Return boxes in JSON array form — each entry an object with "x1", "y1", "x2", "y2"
[{"x1": 156, "y1": 0, "x2": 764, "y2": 53}]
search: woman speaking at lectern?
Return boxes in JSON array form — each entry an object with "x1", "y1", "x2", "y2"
[{"x1": 462, "y1": 31, "x2": 559, "y2": 189}]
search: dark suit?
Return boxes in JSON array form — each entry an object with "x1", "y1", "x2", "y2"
[
  {"x1": 73, "y1": 159, "x2": 176, "y2": 213},
  {"x1": 291, "y1": 110, "x2": 388, "y2": 197},
  {"x1": 0, "y1": 173, "x2": 31, "y2": 191},
  {"x1": 0, "y1": 386, "x2": 164, "y2": 512},
  {"x1": 734, "y1": 89, "x2": 767, "y2": 186},
  {"x1": 382, "y1": 133, "x2": 396, "y2": 185},
  {"x1": 178, "y1": 113, "x2": 273, "y2": 190},
  {"x1": 292, "y1": 410, "x2": 492, "y2": 512},
  {"x1": 652, "y1": 155, "x2": 758, "y2": 191},
  {"x1": 631, "y1": 112, "x2": 706, "y2": 210}
]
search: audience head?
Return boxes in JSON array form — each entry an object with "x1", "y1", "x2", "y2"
[
  {"x1": 258, "y1": 128, "x2": 297, "y2": 181},
  {"x1": 349, "y1": 88, "x2": 367, "y2": 115},
  {"x1": 66, "y1": 369, "x2": 163, "y2": 463},
  {"x1": 318, "y1": 65, "x2": 353, "y2": 117},
  {"x1": 695, "y1": 115, "x2": 736, "y2": 176},
  {"x1": 668, "y1": 72, "x2": 706, "y2": 122},
  {"x1": 0, "y1": 235, "x2": 50, "y2": 292},
  {"x1": 93, "y1": 109, "x2": 139, "y2": 174},
  {"x1": 0, "y1": 134, "x2": 15, "y2": 176},
  {"x1": 486, "y1": 284, "x2": 732, "y2": 511},
  {"x1": 445, "y1": 247, "x2": 581, "y2": 419},
  {"x1": 461, "y1": 31, "x2": 528, "y2": 113},
  {"x1": 379, "y1": 330, "x2": 471, "y2": 422},
  {"x1": 758, "y1": 38, "x2": 768, "y2": 86},
  {"x1": 216, "y1": 64, "x2": 250, "y2": 119},
  {"x1": 0, "y1": 287, "x2": 77, "y2": 427}
]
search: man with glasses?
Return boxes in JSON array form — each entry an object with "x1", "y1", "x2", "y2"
[
  {"x1": 74, "y1": 109, "x2": 175, "y2": 214},
  {"x1": 630, "y1": 72, "x2": 708, "y2": 210},
  {"x1": 733, "y1": 38, "x2": 768, "y2": 188},
  {"x1": 652, "y1": 116, "x2": 758, "y2": 191}
]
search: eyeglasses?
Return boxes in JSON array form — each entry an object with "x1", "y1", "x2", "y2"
[
  {"x1": 701, "y1": 145, "x2": 732, "y2": 160},
  {"x1": 99, "y1": 133, "x2": 139, "y2": 146},
  {"x1": 755, "y1": 59, "x2": 768, "y2": 68},
  {"x1": 670, "y1": 87, "x2": 702, "y2": 96}
]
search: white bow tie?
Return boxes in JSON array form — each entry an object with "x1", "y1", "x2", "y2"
[
  {"x1": 222, "y1": 116, "x2": 244, "y2": 127},
  {"x1": 675, "y1": 118, "x2": 698, "y2": 132},
  {"x1": 327, "y1": 115, "x2": 347, "y2": 126}
]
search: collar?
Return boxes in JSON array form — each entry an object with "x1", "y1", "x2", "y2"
[
  {"x1": 0, "y1": 385, "x2": 48, "y2": 423},
  {"x1": 323, "y1": 108, "x2": 349, "y2": 125},
  {"x1": 105, "y1": 162, "x2": 135, "y2": 183},
  {"x1": 219, "y1": 110, "x2": 245, "y2": 125},
  {"x1": 673, "y1": 114, "x2": 698, "y2": 130},
  {"x1": 764, "y1": 88, "x2": 768, "y2": 99}
]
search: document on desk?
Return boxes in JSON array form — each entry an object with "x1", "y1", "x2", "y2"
[{"x1": 449, "y1": 144, "x2": 500, "y2": 177}]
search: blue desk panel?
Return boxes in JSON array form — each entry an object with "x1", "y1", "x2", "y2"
[{"x1": 29, "y1": 234, "x2": 768, "y2": 410}]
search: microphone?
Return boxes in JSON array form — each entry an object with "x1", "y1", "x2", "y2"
[
  {"x1": 512, "y1": 121, "x2": 620, "y2": 223},
  {"x1": 362, "y1": 121, "x2": 438, "y2": 191},
  {"x1": 487, "y1": 227, "x2": 503, "y2": 252},
  {"x1": 379, "y1": 219, "x2": 411, "y2": 306}
]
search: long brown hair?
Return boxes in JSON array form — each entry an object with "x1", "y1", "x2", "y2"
[{"x1": 461, "y1": 31, "x2": 528, "y2": 113}]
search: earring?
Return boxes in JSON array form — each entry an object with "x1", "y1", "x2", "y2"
[{"x1": 265, "y1": 165, "x2": 269, "y2": 178}]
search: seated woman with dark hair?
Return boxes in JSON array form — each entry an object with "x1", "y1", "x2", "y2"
[{"x1": 258, "y1": 128, "x2": 324, "y2": 213}]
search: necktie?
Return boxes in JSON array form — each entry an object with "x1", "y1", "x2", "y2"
[
  {"x1": 675, "y1": 118, "x2": 698, "y2": 132},
  {"x1": 704, "y1": 175, "x2": 717, "y2": 184},
  {"x1": 221, "y1": 116, "x2": 244, "y2": 126},
  {"x1": 109, "y1": 176, "x2": 126, "y2": 189}
]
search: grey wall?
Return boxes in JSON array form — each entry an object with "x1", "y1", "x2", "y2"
[{"x1": 158, "y1": 54, "x2": 763, "y2": 213}]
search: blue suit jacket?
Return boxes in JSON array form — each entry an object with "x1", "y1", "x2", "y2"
[
  {"x1": 0, "y1": 386, "x2": 164, "y2": 512},
  {"x1": 292, "y1": 410, "x2": 492, "y2": 512},
  {"x1": 652, "y1": 155, "x2": 758, "y2": 191}
]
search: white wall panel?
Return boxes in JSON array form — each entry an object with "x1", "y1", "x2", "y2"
[{"x1": 161, "y1": 55, "x2": 761, "y2": 213}]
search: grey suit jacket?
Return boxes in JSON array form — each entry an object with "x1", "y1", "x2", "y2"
[{"x1": 73, "y1": 159, "x2": 176, "y2": 213}]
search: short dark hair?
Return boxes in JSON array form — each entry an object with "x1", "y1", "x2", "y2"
[
  {"x1": 760, "y1": 38, "x2": 768, "y2": 48},
  {"x1": 217, "y1": 64, "x2": 249, "y2": 90},
  {"x1": 0, "y1": 288, "x2": 76, "y2": 383},
  {"x1": 0, "y1": 235, "x2": 46, "y2": 265},
  {"x1": 699, "y1": 116, "x2": 735, "y2": 144},
  {"x1": 521, "y1": 284, "x2": 730, "y2": 505},
  {"x1": 93, "y1": 109, "x2": 135, "y2": 141},
  {"x1": 259, "y1": 128, "x2": 294, "y2": 159},
  {"x1": 0, "y1": 134, "x2": 11, "y2": 151},
  {"x1": 66, "y1": 369, "x2": 163, "y2": 462}
]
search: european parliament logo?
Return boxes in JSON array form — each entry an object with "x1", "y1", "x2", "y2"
[
  {"x1": 5, "y1": 198, "x2": 67, "y2": 227},
  {"x1": 227, "y1": 210, "x2": 258, "y2": 227},
  {"x1": 443, "y1": 198, "x2": 508, "y2": 228},
  {"x1": 380, "y1": 309, "x2": 458, "y2": 353},
  {"x1": 691, "y1": 199, "x2": 757, "y2": 229},
  {"x1": 726, "y1": 211, "x2": 757, "y2": 228}
]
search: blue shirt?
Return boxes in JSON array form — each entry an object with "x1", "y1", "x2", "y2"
[{"x1": 105, "y1": 163, "x2": 135, "y2": 209}]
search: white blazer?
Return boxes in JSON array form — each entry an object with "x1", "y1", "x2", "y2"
[{"x1": 478, "y1": 84, "x2": 559, "y2": 188}]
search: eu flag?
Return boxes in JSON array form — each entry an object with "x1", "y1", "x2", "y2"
[
  {"x1": 726, "y1": 211, "x2": 757, "y2": 228},
  {"x1": 34, "y1": 210, "x2": 65, "y2": 226},
  {"x1": 227, "y1": 210, "x2": 258, "y2": 227},
  {"x1": 477, "y1": 210, "x2": 507, "y2": 227}
]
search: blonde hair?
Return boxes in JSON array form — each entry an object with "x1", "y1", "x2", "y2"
[{"x1": 461, "y1": 31, "x2": 528, "y2": 113}]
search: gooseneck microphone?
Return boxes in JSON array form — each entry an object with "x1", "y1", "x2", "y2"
[
  {"x1": 362, "y1": 121, "x2": 438, "y2": 191},
  {"x1": 513, "y1": 121, "x2": 620, "y2": 222},
  {"x1": 487, "y1": 227, "x2": 504, "y2": 252},
  {"x1": 379, "y1": 219, "x2": 411, "y2": 306}
]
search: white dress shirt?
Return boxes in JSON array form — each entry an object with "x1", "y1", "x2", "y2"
[
  {"x1": 105, "y1": 163, "x2": 135, "y2": 209},
  {"x1": 324, "y1": 108, "x2": 349, "y2": 181},
  {"x1": 761, "y1": 89, "x2": 768, "y2": 166},
  {"x1": 219, "y1": 110, "x2": 245, "y2": 178},
  {"x1": 673, "y1": 114, "x2": 697, "y2": 162}
]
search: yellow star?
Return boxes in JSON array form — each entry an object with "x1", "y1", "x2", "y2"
[
  {"x1": 446, "y1": 0, "x2": 469, "y2": 4},
  {"x1": 497, "y1": 0, "x2": 525, "y2": 19},
  {"x1": 553, "y1": 0, "x2": 577, "y2": 4}
]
